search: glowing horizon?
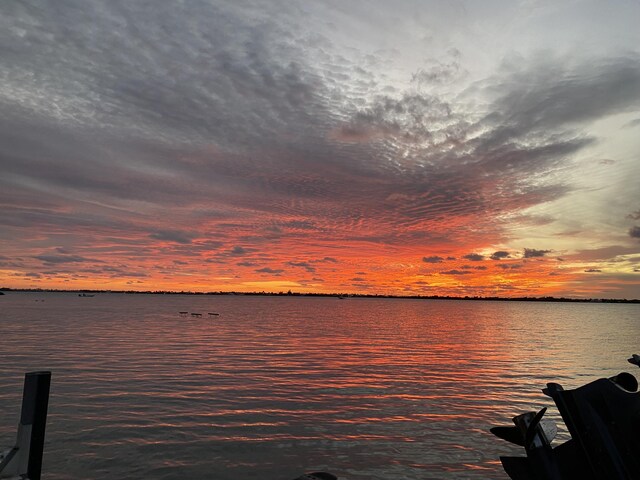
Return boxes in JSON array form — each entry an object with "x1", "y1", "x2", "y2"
[{"x1": 1, "y1": 1, "x2": 639, "y2": 299}]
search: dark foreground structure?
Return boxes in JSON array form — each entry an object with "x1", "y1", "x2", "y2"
[
  {"x1": 0, "y1": 371, "x2": 51, "y2": 480},
  {"x1": 492, "y1": 355, "x2": 640, "y2": 480}
]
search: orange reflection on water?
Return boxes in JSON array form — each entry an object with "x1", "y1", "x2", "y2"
[{"x1": 3, "y1": 293, "x2": 638, "y2": 479}]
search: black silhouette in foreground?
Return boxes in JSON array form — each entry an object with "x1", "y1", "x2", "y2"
[
  {"x1": 492, "y1": 355, "x2": 640, "y2": 480},
  {"x1": 0, "y1": 371, "x2": 51, "y2": 480}
]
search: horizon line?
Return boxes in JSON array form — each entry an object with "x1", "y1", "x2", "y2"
[{"x1": 2, "y1": 287, "x2": 639, "y2": 303}]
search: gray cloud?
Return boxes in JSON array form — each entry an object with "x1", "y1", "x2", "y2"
[
  {"x1": 34, "y1": 254, "x2": 91, "y2": 264},
  {"x1": 335, "y1": 93, "x2": 452, "y2": 144},
  {"x1": 461, "y1": 265, "x2": 487, "y2": 270},
  {"x1": 497, "y1": 263, "x2": 523, "y2": 270},
  {"x1": 411, "y1": 56, "x2": 462, "y2": 86},
  {"x1": 523, "y1": 248, "x2": 551, "y2": 258},
  {"x1": 288, "y1": 261, "x2": 316, "y2": 273},
  {"x1": 1, "y1": 1, "x2": 639, "y2": 298},
  {"x1": 256, "y1": 267, "x2": 283, "y2": 275},
  {"x1": 315, "y1": 257, "x2": 338, "y2": 263},
  {"x1": 630, "y1": 226, "x2": 640, "y2": 239},
  {"x1": 79, "y1": 266, "x2": 148, "y2": 278},
  {"x1": 484, "y1": 55, "x2": 640, "y2": 136},
  {"x1": 230, "y1": 246, "x2": 250, "y2": 256},
  {"x1": 237, "y1": 261, "x2": 258, "y2": 267},
  {"x1": 440, "y1": 269, "x2": 471, "y2": 275},
  {"x1": 149, "y1": 230, "x2": 195, "y2": 244},
  {"x1": 463, "y1": 253, "x2": 484, "y2": 261},
  {"x1": 282, "y1": 220, "x2": 319, "y2": 231},
  {"x1": 3, "y1": 2, "x2": 630, "y2": 250},
  {"x1": 490, "y1": 251, "x2": 510, "y2": 260}
]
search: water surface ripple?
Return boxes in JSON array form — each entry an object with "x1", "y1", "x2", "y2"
[{"x1": 1, "y1": 293, "x2": 638, "y2": 479}]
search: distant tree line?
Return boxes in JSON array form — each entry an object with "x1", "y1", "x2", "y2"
[{"x1": 1, "y1": 287, "x2": 638, "y2": 303}]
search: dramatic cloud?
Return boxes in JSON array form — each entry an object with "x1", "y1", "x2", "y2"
[
  {"x1": 490, "y1": 251, "x2": 510, "y2": 260},
  {"x1": 230, "y1": 246, "x2": 250, "y2": 256},
  {"x1": 256, "y1": 268, "x2": 283, "y2": 275},
  {"x1": 34, "y1": 254, "x2": 91, "y2": 264},
  {"x1": 441, "y1": 270, "x2": 471, "y2": 276},
  {"x1": 317, "y1": 257, "x2": 338, "y2": 263},
  {"x1": 288, "y1": 261, "x2": 316, "y2": 273},
  {"x1": 497, "y1": 264, "x2": 523, "y2": 270},
  {"x1": 237, "y1": 261, "x2": 258, "y2": 267},
  {"x1": 630, "y1": 226, "x2": 640, "y2": 239},
  {"x1": 1, "y1": 1, "x2": 639, "y2": 298},
  {"x1": 150, "y1": 230, "x2": 195, "y2": 244},
  {"x1": 523, "y1": 249, "x2": 551, "y2": 258},
  {"x1": 423, "y1": 256, "x2": 445, "y2": 263}
]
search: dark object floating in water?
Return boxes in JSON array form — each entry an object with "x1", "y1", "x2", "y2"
[
  {"x1": 78, "y1": 293, "x2": 94, "y2": 297},
  {"x1": 491, "y1": 354, "x2": 640, "y2": 479},
  {"x1": 0, "y1": 371, "x2": 51, "y2": 480},
  {"x1": 291, "y1": 473, "x2": 337, "y2": 480},
  {"x1": 190, "y1": 313, "x2": 202, "y2": 317},
  {"x1": 179, "y1": 311, "x2": 188, "y2": 315},
  {"x1": 208, "y1": 312, "x2": 220, "y2": 316}
]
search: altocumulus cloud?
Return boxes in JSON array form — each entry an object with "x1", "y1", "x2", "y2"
[
  {"x1": 34, "y1": 254, "x2": 91, "y2": 264},
  {"x1": 1, "y1": 1, "x2": 639, "y2": 298},
  {"x1": 150, "y1": 230, "x2": 195, "y2": 244},
  {"x1": 523, "y1": 248, "x2": 551, "y2": 258},
  {"x1": 256, "y1": 268, "x2": 284, "y2": 275}
]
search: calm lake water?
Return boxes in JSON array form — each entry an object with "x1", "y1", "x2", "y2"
[{"x1": 1, "y1": 292, "x2": 638, "y2": 479}]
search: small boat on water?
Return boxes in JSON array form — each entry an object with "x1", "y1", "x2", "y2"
[{"x1": 78, "y1": 293, "x2": 94, "y2": 297}]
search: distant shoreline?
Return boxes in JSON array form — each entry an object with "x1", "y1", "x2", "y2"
[{"x1": 1, "y1": 287, "x2": 638, "y2": 303}]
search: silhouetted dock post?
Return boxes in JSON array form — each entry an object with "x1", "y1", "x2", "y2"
[{"x1": 0, "y1": 371, "x2": 51, "y2": 480}]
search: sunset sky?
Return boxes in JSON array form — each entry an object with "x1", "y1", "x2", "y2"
[{"x1": 1, "y1": 0, "x2": 640, "y2": 298}]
